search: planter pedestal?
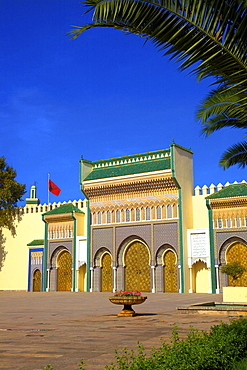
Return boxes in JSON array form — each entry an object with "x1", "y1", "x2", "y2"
[
  {"x1": 109, "y1": 296, "x2": 147, "y2": 317},
  {"x1": 223, "y1": 286, "x2": 247, "y2": 303}
]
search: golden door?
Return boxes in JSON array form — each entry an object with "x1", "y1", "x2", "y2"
[
  {"x1": 101, "y1": 253, "x2": 112, "y2": 292},
  {"x1": 57, "y1": 251, "x2": 72, "y2": 291},
  {"x1": 33, "y1": 269, "x2": 41, "y2": 292},
  {"x1": 164, "y1": 250, "x2": 177, "y2": 292},
  {"x1": 125, "y1": 242, "x2": 150, "y2": 292},
  {"x1": 226, "y1": 242, "x2": 247, "y2": 286}
]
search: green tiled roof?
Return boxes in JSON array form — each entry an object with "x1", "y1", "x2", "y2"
[
  {"x1": 206, "y1": 183, "x2": 247, "y2": 199},
  {"x1": 44, "y1": 203, "x2": 83, "y2": 215},
  {"x1": 84, "y1": 149, "x2": 171, "y2": 181},
  {"x1": 27, "y1": 239, "x2": 44, "y2": 246}
]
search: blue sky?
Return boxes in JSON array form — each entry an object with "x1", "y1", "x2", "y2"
[{"x1": 0, "y1": 1, "x2": 245, "y2": 206}]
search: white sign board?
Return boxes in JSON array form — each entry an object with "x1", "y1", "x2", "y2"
[{"x1": 190, "y1": 233, "x2": 207, "y2": 258}]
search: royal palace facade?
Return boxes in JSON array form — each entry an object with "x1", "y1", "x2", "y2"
[{"x1": 1, "y1": 142, "x2": 247, "y2": 293}]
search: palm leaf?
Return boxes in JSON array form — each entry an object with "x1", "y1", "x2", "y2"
[
  {"x1": 69, "y1": 0, "x2": 247, "y2": 169},
  {"x1": 220, "y1": 141, "x2": 247, "y2": 168},
  {"x1": 69, "y1": 0, "x2": 247, "y2": 96}
]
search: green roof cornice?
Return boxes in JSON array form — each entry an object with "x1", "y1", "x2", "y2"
[
  {"x1": 83, "y1": 149, "x2": 172, "y2": 181},
  {"x1": 170, "y1": 142, "x2": 193, "y2": 154},
  {"x1": 27, "y1": 239, "x2": 44, "y2": 246},
  {"x1": 206, "y1": 183, "x2": 247, "y2": 200},
  {"x1": 43, "y1": 203, "x2": 84, "y2": 216},
  {"x1": 90, "y1": 148, "x2": 170, "y2": 164}
]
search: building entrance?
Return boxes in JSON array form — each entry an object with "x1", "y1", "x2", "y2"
[
  {"x1": 57, "y1": 251, "x2": 72, "y2": 291},
  {"x1": 124, "y1": 241, "x2": 150, "y2": 292},
  {"x1": 163, "y1": 250, "x2": 177, "y2": 292}
]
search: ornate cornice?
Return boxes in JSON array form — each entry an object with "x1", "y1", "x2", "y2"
[
  {"x1": 84, "y1": 177, "x2": 177, "y2": 199},
  {"x1": 210, "y1": 197, "x2": 247, "y2": 209},
  {"x1": 44, "y1": 213, "x2": 74, "y2": 223}
]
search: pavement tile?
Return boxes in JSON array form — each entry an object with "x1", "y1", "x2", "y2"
[{"x1": 0, "y1": 292, "x2": 233, "y2": 369}]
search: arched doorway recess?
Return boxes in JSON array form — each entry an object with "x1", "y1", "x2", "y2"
[
  {"x1": 192, "y1": 260, "x2": 208, "y2": 293},
  {"x1": 33, "y1": 269, "x2": 41, "y2": 292},
  {"x1": 163, "y1": 250, "x2": 177, "y2": 292},
  {"x1": 57, "y1": 250, "x2": 72, "y2": 291},
  {"x1": 226, "y1": 242, "x2": 247, "y2": 286},
  {"x1": 124, "y1": 241, "x2": 150, "y2": 292},
  {"x1": 101, "y1": 253, "x2": 112, "y2": 292}
]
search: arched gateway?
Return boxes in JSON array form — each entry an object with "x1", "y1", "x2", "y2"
[
  {"x1": 124, "y1": 241, "x2": 150, "y2": 292},
  {"x1": 226, "y1": 242, "x2": 247, "y2": 286},
  {"x1": 163, "y1": 250, "x2": 177, "y2": 292},
  {"x1": 33, "y1": 269, "x2": 41, "y2": 292},
  {"x1": 101, "y1": 253, "x2": 112, "y2": 292},
  {"x1": 57, "y1": 250, "x2": 72, "y2": 291}
]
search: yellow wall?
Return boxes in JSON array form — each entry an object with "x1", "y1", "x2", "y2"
[
  {"x1": 0, "y1": 208, "x2": 44, "y2": 290},
  {"x1": 0, "y1": 199, "x2": 88, "y2": 291},
  {"x1": 172, "y1": 144, "x2": 194, "y2": 292},
  {"x1": 192, "y1": 194, "x2": 209, "y2": 229},
  {"x1": 76, "y1": 213, "x2": 85, "y2": 236}
]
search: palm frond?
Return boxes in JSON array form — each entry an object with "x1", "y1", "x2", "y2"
[
  {"x1": 69, "y1": 0, "x2": 247, "y2": 94},
  {"x1": 69, "y1": 0, "x2": 247, "y2": 170},
  {"x1": 197, "y1": 88, "x2": 247, "y2": 128},
  {"x1": 220, "y1": 141, "x2": 247, "y2": 168}
]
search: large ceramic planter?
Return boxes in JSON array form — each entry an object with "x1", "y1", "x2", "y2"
[
  {"x1": 109, "y1": 296, "x2": 147, "y2": 317},
  {"x1": 223, "y1": 286, "x2": 247, "y2": 303}
]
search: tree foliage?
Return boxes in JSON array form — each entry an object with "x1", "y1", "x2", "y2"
[
  {"x1": 221, "y1": 262, "x2": 246, "y2": 286},
  {"x1": 69, "y1": 0, "x2": 247, "y2": 168},
  {"x1": 0, "y1": 157, "x2": 26, "y2": 233}
]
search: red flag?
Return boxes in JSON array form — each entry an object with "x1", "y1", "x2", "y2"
[{"x1": 49, "y1": 179, "x2": 61, "y2": 196}]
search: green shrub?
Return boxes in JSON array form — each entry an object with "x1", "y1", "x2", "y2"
[
  {"x1": 232, "y1": 357, "x2": 247, "y2": 370},
  {"x1": 105, "y1": 318, "x2": 247, "y2": 370},
  {"x1": 44, "y1": 318, "x2": 247, "y2": 370}
]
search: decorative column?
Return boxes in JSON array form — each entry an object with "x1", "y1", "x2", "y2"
[
  {"x1": 215, "y1": 265, "x2": 220, "y2": 294},
  {"x1": 46, "y1": 268, "x2": 50, "y2": 292},
  {"x1": 208, "y1": 267, "x2": 212, "y2": 293},
  {"x1": 151, "y1": 265, "x2": 156, "y2": 293},
  {"x1": 90, "y1": 267, "x2": 94, "y2": 292},
  {"x1": 75, "y1": 268, "x2": 79, "y2": 292},
  {"x1": 189, "y1": 266, "x2": 193, "y2": 293},
  {"x1": 113, "y1": 266, "x2": 117, "y2": 292},
  {"x1": 178, "y1": 265, "x2": 182, "y2": 293}
]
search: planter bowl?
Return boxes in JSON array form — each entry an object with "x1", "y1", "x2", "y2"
[{"x1": 109, "y1": 296, "x2": 147, "y2": 317}]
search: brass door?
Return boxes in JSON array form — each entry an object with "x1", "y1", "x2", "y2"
[
  {"x1": 125, "y1": 242, "x2": 150, "y2": 292},
  {"x1": 164, "y1": 250, "x2": 177, "y2": 292},
  {"x1": 33, "y1": 269, "x2": 41, "y2": 292},
  {"x1": 226, "y1": 242, "x2": 247, "y2": 286},
  {"x1": 101, "y1": 253, "x2": 112, "y2": 292},
  {"x1": 57, "y1": 251, "x2": 72, "y2": 291}
]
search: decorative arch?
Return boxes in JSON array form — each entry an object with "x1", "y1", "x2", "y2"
[
  {"x1": 50, "y1": 245, "x2": 69, "y2": 269},
  {"x1": 33, "y1": 269, "x2": 42, "y2": 292},
  {"x1": 225, "y1": 241, "x2": 247, "y2": 286},
  {"x1": 156, "y1": 244, "x2": 177, "y2": 266},
  {"x1": 192, "y1": 257, "x2": 207, "y2": 266},
  {"x1": 219, "y1": 236, "x2": 247, "y2": 265},
  {"x1": 92, "y1": 248, "x2": 113, "y2": 292},
  {"x1": 94, "y1": 247, "x2": 112, "y2": 268},
  {"x1": 192, "y1": 260, "x2": 208, "y2": 293},
  {"x1": 156, "y1": 244, "x2": 178, "y2": 293},
  {"x1": 56, "y1": 249, "x2": 72, "y2": 291},
  {"x1": 117, "y1": 236, "x2": 149, "y2": 267},
  {"x1": 123, "y1": 240, "x2": 151, "y2": 292},
  {"x1": 101, "y1": 252, "x2": 113, "y2": 292}
]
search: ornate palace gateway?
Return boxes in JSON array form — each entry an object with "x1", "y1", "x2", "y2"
[
  {"x1": 1, "y1": 142, "x2": 247, "y2": 294},
  {"x1": 80, "y1": 143, "x2": 194, "y2": 293}
]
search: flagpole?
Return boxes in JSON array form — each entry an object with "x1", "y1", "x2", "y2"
[{"x1": 48, "y1": 173, "x2": 50, "y2": 204}]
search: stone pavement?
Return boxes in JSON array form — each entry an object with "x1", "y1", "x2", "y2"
[{"x1": 0, "y1": 291, "x2": 232, "y2": 370}]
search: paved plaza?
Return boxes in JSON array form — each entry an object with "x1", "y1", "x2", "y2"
[{"x1": 0, "y1": 292, "x2": 232, "y2": 369}]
